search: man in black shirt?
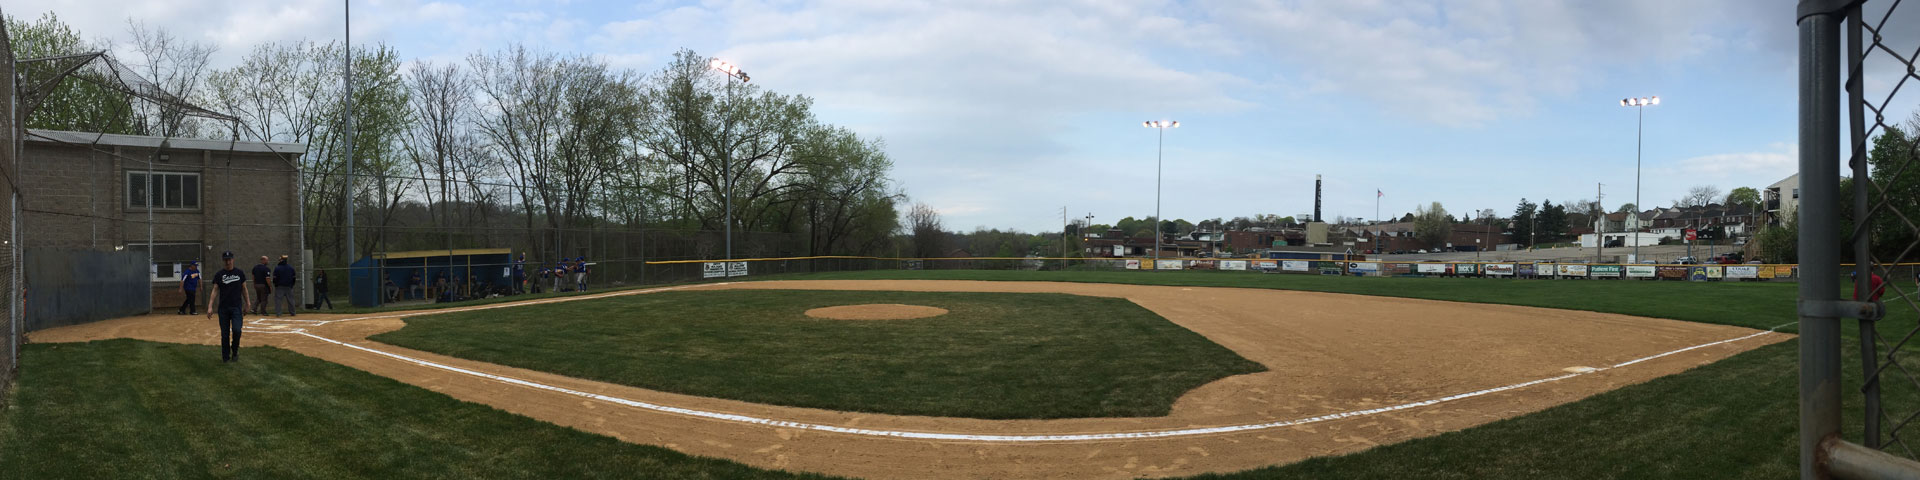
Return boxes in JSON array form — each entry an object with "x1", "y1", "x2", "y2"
[
  {"x1": 205, "y1": 251, "x2": 251, "y2": 363},
  {"x1": 251, "y1": 256, "x2": 273, "y2": 315}
]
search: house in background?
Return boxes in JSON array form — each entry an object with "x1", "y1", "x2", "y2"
[
  {"x1": 20, "y1": 129, "x2": 307, "y2": 310},
  {"x1": 1766, "y1": 173, "x2": 1800, "y2": 226}
]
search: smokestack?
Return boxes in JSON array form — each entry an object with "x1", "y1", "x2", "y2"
[{"x1": 1314, "y1": 174, "x2": 1323, "y2": 223}]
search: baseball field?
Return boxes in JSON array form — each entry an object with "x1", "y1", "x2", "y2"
[{"x1": 1, "y1": 271, "x2": 1862, "y2": 479}]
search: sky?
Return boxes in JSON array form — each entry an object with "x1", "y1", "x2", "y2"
[{"x1": 8, "y1": 0, "x2": 1918, "y2": 233}]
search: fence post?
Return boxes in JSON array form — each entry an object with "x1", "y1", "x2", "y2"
[{"x1": 1797, "y1": 1, "x2": 1844, "y2": 478}]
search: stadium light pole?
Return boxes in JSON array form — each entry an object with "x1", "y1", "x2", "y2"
[
  {"x1": 1143, "y1": 120, "x2": 1178, "y2": 270},
  {"x1": 1621, "y1": 95, "x2": 1658, "y2": 264},
  {"x1": 710, "y1": 59, "x2": 749, "y2": 263}
]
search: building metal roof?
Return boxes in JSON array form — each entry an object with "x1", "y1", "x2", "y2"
[{"x1": 25, "y1": 128, "x2": 308, "y2": 155}]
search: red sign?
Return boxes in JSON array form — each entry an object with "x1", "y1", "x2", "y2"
[{"x1": 1684, "y1": 229, "x2": 1697, "y2": 241}]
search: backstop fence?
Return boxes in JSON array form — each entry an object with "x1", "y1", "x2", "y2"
[{"x1": 1799, "y1": 0, "x2": 1920, "y2": 478}]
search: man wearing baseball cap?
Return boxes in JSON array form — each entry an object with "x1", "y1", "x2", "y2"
[{"x1": 205, "y1": 251, "x2": 251, "y2": 362}]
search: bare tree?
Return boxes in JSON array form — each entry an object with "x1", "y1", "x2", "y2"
[
  {"x1": 908, "y1": 202, "x2": 946, "y2": 258},
  {"x1": 1676, "y1": 185, "x2": 1723, "y2": 207},
  {"x1": 126, "y1": 21, "x2": 215, "y2": 137}
]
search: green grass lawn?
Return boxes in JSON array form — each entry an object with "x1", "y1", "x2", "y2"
[
  {"x1": 0, "y1": 339, "x2": 835, "y2": 480},
  {"x1": 8, "y1": 270, "x2": 1903, "y2": 479},
  {"x1": 370, "y1": 289, "x2": 1265, "y2": 419}
]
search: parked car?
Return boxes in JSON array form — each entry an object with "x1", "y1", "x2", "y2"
[{"x1": 1674, "y1": 256, "x2": 1699, "y2": 265}]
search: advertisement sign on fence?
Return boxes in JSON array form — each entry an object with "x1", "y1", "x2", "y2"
[
  {"x1": 1456, "y1": 263, "x2": 1479, "y2": 275},
  {"x1": 1253, "y1": 260, "x2": 1278, "y2": 271},
  {"x1": 1759, "y1": 266, "x2": 1776, "y2": 279},
  {"x1": 727, "y1": 261, "x2": 749, "y2": 277},
  {"x1": 1658, "y1": 265, "x2": 1689, "y2": 279},
  {"x1": 1351, "y1": 262, "x2": 1381, "y2": 275},
  {"x1": 1388, "y1": 263, "x2": 1413, "y2": 275},
  {"x1": 1558, "y1": 264, "x2": 1588, "y2": 277},
  {"x1": 1282, "y1": 260, "x2": 1310, "y2": 272},
  {"x1": 1192, "y1": 260, "x2": 1217, "y2": 270},
  {"x1": 702, "y1": 262, "x2": 727, "y2": 279},
  {"x1": 1319, "y1": 263, "x2": 1343, "y2": 275},
  {"x1": 1218, "y1": 260, "x2": 1248, "y2": 271},
  {"x1": 1125, "y1": 259, "x2": 1141, "y2": 270},
  {"x1": 1486, "y1": 263, "x2": 1515, "y2": 276},
  {"x1": 1777, "y1": 265, "x2": 1797, "y2": 278},
  {"x1": 1590, "y1": 265, "x2": 1622, "y2": 278},
  {"x1": 1705, "y1": 266, "x2": 1723, "y2": 279},
  {"x1": 1517, "y1": 263, "x2": 1537, "y2": 276},
  {"x1": 1416, "y1": 263, "x2": 1448, "y2": 274},
  {"x1": 1689, "y1": 266, "x2": 1709, "y2": 281},
  {"x1": 1726, "y1": 266, "x2": 1759, "y2": 279},
  {"x1": 1157, "y1": 260, "x2": 1185, "y2": 270},
  {"x1": 1626, "y1": 265, "x2": 1657, "y2": 278},
  {"x1": 1537, "y1": 263, "x2": 1557, "y2": 276}
]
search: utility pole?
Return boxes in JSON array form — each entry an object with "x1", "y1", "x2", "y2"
[
  {"x1": 1596, "y1": 183, "x2": 1604, "y2": 264},
  {"x1": 1060, "y1": 206, "x2": 1069, "y2": 260},
  {"x1": 342, "y1": 0, "x2": 356, "y2": 272}
]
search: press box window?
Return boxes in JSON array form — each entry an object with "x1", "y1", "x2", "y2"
[{"x1": 128, "y1": 171, "x2": 200, "y2": 209}]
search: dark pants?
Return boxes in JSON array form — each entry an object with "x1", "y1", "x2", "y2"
[
  {"x1": 217, "y1": 306, "x2": 244, "y2": 360},
  {"x1": 179, "y1": 290, "x2": 198, "y2": 315},
  {"x1": 252, "y1": 284, "x2": 271, "y2": 314},
  {"x1": 314, "y1": 291, "x2": 333, "y2": 309},
  {"x1": 512, "y1": 276, "x2": 525, "y2": 295}
]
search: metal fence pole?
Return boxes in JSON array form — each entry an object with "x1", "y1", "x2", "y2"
[
  {"x1": 1798, "y1": 2, "x2": 1844, "y2": 478},
  {"x1": 1843, "y1": 0, "x2": 1879, "y2": 449}
]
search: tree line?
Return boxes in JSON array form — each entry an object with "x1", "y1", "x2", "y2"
[{"x1": 8, "y1": 13, "x2": 903, "y2": 265}]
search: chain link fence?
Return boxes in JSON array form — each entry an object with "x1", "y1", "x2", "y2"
[{"x1": 1800, "y1": 0, "x2": 1920, "y2": 477}]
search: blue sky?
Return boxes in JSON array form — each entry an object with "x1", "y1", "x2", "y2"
[{"x1": 14, "y1": 0, "x2": 1915, "y2": 233}]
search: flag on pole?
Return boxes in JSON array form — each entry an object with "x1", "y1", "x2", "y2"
[{"x1": 1377, "y1": 189, "x2": 1383, "y2": 197}]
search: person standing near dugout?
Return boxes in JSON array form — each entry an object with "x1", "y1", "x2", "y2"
[
  {"x1": 177, "y1": 261, "x2": 201, "y2": 315},
  {"x1": 251, "y1": 256, "x2": 273, "y2": 315},
  {"x1": 206, "y1": 251, "x2": 250, "y2": 363},
  {"x1": 272, "y1": 255, "x2": 298, "y2": 316}
]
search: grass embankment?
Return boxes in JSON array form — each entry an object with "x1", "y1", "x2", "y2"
[{"x1": 371, "y1": 289, "x2": 1265, "y2": 419}]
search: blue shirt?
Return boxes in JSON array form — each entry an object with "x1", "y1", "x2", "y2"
[{"x1": 182, "y1": 266, "x2": 200, "y2": 291}]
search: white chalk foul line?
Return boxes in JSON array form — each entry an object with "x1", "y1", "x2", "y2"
[{"x1": 288, "y1": 329, "x2": 1780, "y2": 443}]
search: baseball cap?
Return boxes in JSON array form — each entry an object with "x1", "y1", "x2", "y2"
[{"x1": 221, "y1": 251, "x2": 234, "y2": 259}]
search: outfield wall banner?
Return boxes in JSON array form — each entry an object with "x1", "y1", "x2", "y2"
[
  {"x1": 1456, "y1": 263, "x2": 1478, "y2": 275},
  {"x1": 1157, "y1": 260, "x2": 1185, "y2": 270},
  {"x1": 1486, "y1": 263, "x2": 1514, "y2": 276},
  {"x1": 1706, "y1": 266, "x2": 1724, "y2": 279},
  {"x1": 1319, "y1": 263, "x2": 1343, "y2": 275},
  {"x1": 1557, "y1": 264, "x2": 1588, "y2": 277},
  {"x1": 1538, "y1": 264, "x2": 1557, "y2": 276},
  {"x1": 1125, "y1": 259, "x2": 1141, "y2": 270},
  {"x1": 1416, "y1": 263, "x2": 1448, "y2": 274},
  {"x1": 1759, "y1": 267, "x2": 1776, "y2": 279},
  {"x1": 1351, "y1": 262, "x2": 1381, "y2": 275},
  {"x1": 1517, "y1": 263, "x2": 1537, "y2": 276},
  {"x1": 702, "y1": 262, "x2": 727, "y2": 279},
  {"x1": 1658, "y1": 265, "x2": 1690, "y2": 279},
  {"x1": 1192, "y1": 260, "x2": 1218, "y2": 270},
  {"x1": 1219, "y1": 260, "x2": 1248, "y2": 271},
  {"x1": 1689, "y1": 266, "x2": 1709, "y2": 281},
  {"x1": 1282, "y1": 260, "x2": 1310, "y2": 272},
  {"x1": 1776, "y1": 266, "x2": 1796, "y2": 278},
  {"x1": 727, "y1": 261, "x2": 749, "y2": 277},
  {"x1": 1726, "y1": 266, "x2": 1759, "y2": 279},
  {"x1": 1626, "y1": 265, "x2": 1657, "y2": 278},
  {"x1": 1590, "y1": 265, "x2": 1622, "y2": 278},
  {"x1": 1388, "y1": 263, "x2": 1413, "y2": 275},
  {"x1": 1253, "y1": 260, "x2": 1278, "y2": 271}
]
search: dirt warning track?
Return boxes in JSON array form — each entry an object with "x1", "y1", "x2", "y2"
[{"x1": 29, "y1": 280, "x2": 1788, "y2": 479}]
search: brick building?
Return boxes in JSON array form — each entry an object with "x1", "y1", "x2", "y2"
[{"x1": 20, "y1": 129, "x2": 307, "y2": 310}]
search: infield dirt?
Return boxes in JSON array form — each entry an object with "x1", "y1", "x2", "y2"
[{"x1": 29, "y1": 280, "x2": 1788, "y2": 479}]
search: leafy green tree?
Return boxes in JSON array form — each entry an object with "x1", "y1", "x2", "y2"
[
  {"x1": 1865, "y1": 125, "x2": 1920, "y2": 260},
  {"x1": 6, "y1": 12, "x2": 136, "y2": 133},
  {"x1": 1512, "y1": 198, "x2": 1537, "y2": 244},
  {"x1": 1414, "y1": 201, "x2": 1452, "y2": 247},
  {"x1": 1725, "y1": 187, "x2": 1761, "y2": 210}
]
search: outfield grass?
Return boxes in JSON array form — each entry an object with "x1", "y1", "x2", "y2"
[
  {"x1": 0, "y1": 339, "x2": 834, "y2": 480},
  {"x1": 371, "y1": 289, "x2": 1265, "y2": 419}
]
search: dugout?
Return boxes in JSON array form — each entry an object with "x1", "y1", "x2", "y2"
[{"x1": 349, "y1": 248, "x2": 513, "y2": 307}]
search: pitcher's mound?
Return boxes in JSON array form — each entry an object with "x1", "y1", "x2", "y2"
[{"x1": 804, "y1": 304, "x2": 949, "y2": 320}]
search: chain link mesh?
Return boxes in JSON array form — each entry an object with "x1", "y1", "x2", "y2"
[{"x1": 1847, "y1": 0, "x2": 1920, "y2": 459}]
